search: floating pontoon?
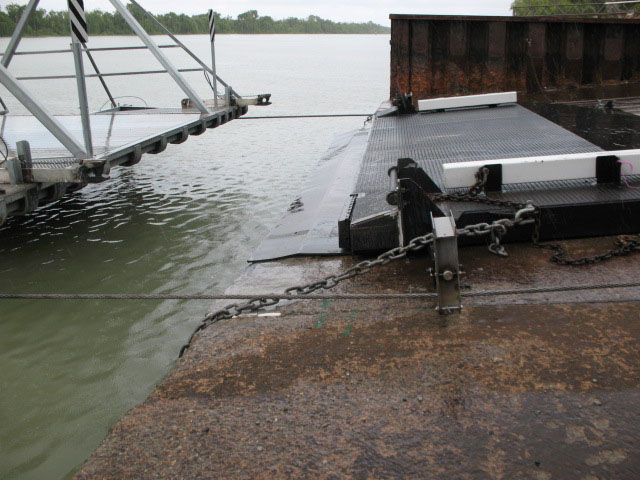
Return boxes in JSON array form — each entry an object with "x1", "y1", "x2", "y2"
[{"x1": 0, "y1": 0, "x2": 267, "y2": 227}]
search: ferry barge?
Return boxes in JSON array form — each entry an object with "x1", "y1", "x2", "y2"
[{"x1": 75, "y1": 13, "x2": 640, "y2": 479}]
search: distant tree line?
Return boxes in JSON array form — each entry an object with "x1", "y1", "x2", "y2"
[
  {"x1": 0, "y1": 4, "x2": 390, "y2": 37},
  {"x1": 511, "y1": 0, "x2": 640, "y2": 16}
]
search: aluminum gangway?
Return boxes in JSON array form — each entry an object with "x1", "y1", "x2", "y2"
[{"x1": 0, "y1": 0, "x2": 270, "y2": 227}]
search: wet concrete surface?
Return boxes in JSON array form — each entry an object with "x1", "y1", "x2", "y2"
[{"x1": 76, "y1": 237, "x2": 640, "y2": 479}]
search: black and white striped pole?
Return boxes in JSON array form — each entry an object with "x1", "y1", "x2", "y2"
[
  {"x1": 68, "y1": 0, "x2": 93, "y2": 157},
  {"x1": 208, "y1": 9, "x2": 218, "y2": 108}
]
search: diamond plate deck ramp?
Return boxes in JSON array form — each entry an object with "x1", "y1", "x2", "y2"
[
  {"x1": 250, "y1": 128, "x2": 369, "y2": 261},
  {"x1": 348, "y1": 104, "x2": 640, "y2": 252}
]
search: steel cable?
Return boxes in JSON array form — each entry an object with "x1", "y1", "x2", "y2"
[{"x1": 1, "y1": 281, "x2": 639, "y2": 301}]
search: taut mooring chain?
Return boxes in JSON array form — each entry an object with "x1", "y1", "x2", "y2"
[
  {"x1": 179, "y1": 232, "x2": 436, "y2": 357},
  {"x1": 179, "y1": 167, "x2": 639, "y2": 357},
  {"x1": 179, "y1": 201, "x2": 539, "y2": 358}
]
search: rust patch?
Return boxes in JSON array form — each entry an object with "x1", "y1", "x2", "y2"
[
  {"x1": 158, "y1": 303, "x2": 640, "y2": 401},
  {"x1": 391, "y1": 17, "x2": 640, "y2": 101},
  {"x1": 76, "y1": 245, "x2": 640, "y2": 479}
]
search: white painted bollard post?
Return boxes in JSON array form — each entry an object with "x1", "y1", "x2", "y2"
[
  {"x1": 68, "y1": 0, "x2": 93, "y2": 157},
  {"x1": 208, "y1": 10, "x2": 218, "y2": 108}
]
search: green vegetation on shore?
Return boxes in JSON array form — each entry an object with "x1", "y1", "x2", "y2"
[
  {"x1": 511, "y1": 0, "x2": 640, "y2": 15},
  {"x1": 0, "y1": 3, "x2": 390, "y2": 37}
]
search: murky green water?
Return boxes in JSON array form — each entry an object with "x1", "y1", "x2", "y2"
[{"x1": 0, "y1": 34, "x2": 389, "y2": 479}]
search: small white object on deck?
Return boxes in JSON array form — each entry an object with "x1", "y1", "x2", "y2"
[
  {"x1": 237, "y1": 312, "x2": 282, "y2": 318},
  {"x1": 418, "y1": 92, "x2": 518, "y2": 112}
]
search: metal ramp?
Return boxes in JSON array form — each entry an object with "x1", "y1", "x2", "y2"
[
  {"x1": 0, "y1": 0, "x2": 265, "y2": 227},
  {"x1": 250, "y1": 129, "x2": 369, "y2": 262}
]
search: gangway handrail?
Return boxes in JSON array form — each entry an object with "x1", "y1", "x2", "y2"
[
  {"x1": 128, "y1": 0, "x2": 239, "y2": 99},
  {"x1": 0, "y1": 45, "x2": 181, "y2": 56},
  {"x1": 16, "y1": 68, "x2": 204, "y2": 81},
  {"x1": 0, "y1": 0, "x2": 237, "y2": 160}
]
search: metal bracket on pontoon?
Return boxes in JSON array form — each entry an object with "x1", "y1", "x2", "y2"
[
  {"x1": 428, "y1": 213, "x2": 463, "y2": 314},
  {"x1": 237, "y1": 94, "x2": 272, "y2": 106},
  {"x1": 387, "y1": 157, "x2": 444, "y2": 244}
]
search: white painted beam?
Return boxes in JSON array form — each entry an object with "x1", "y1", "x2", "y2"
[
  {"x1": 443, "y1": 150, "x2": 640, "y2": 189},
  {"x1": 418, "y1": 92, "x2": 517, "y2": 112}
]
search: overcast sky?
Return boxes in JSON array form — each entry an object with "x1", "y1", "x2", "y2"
[{"x1": 27, "y1": 1, "x2": 515, "y2": 27}]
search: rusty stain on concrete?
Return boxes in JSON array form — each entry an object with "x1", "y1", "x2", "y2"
[{"x1": 75, "y1": 239, "x2": 640, "y2": 479}]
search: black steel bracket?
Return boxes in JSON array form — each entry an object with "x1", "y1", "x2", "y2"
[
  {"x1": 596, "y1": 155, "x2": 621, "y2": 184},
  {"x1": 387, "y1": 158, "x2": 445, "y2": 242},
  {"x1": 483, "y1": 163, "x2": 503, "y2": 192}
]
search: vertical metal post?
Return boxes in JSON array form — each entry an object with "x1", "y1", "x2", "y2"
[
  {"x1": 16, "y1": 140, "x2": 33, "y2": 182},
  {"x1": 430, "y1": 213, "x2": 462, "y2": 315},
  {"x1": 2, "y1": 0, "x2": 41, "y2": 68},
  {"x1": 68, "y1": 0, "x2": 93, "y2": 157},
  {"x1": 208, "y1": 10, "x2": 218, "y2": 108},
  {"x1": 109, "y1": 0, "x2": 209, "y2": 114},
  {"x1": 128, "y1": 0, "x2": 239, "y2": 99},
  {"x1": 71, "y1": 43, "x2": 93, "y2": 157},
  {"x1": 6, "y1": 157, "x2": 23, "y2": 184}
]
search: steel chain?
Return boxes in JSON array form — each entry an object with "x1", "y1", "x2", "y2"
[
  {"x1": 426, "y1": 186, "x2": 538, "y2": 255},
  {"x1": 180, "y1": 232, "x2": 440, "y2": 357},
  {"x1": 431, "y1": 191, "x2": 640, "y2": 265},
  {"x1": 179, "y1": 167, "x2": 636, "y2": 357},
  {"x1": 532, "y1": 220, "x2": 640, "y2": 265},
  {"x1": 428, "y1": 169, "x2": 640, "y2": 266},
  {"x1": 179, "y1": 197, "x2": 539, "y2": 357}
]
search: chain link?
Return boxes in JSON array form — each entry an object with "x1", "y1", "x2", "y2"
[
  {"x1": 178, "y1": 166, "x2": 636, "y2": 357},
  {"x1": 532, "y1": 220, "x2": 640, "y2": 265},
  {"x1": 179, "y1": 195, "x2": 540, "y2": 357},
  {"x1": 180, "y1": 232, "x2": 439, "y2": 357},
  {"x1": 426, "y1": 173, "x2": 538, "y2": 255},
  {"x1": 428, "y1": 169, "x2": 640, "y2": 265}
]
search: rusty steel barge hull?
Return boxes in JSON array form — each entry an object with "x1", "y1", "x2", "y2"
[{"x1": 75, "y1": 241, "x2": 640, "y2": 479}]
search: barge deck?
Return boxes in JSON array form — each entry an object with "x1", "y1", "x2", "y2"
[{"x1": 253, "y1": 100, "x2": 640, "y2": 261}]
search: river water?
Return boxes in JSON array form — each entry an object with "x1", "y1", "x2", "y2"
[{"x1": 0, "y1": 34, "x2": 389, "y2": 479}]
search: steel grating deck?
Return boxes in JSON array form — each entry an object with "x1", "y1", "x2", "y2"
[
  {"x1": 354, "y1": 104, "x2": 601, "y2": 221},
  {"x1": 253, "y1": 103, "x2": 640, "y2": 260},
  {"x1": 347, "y1": 103, "x2": 640, "y2": 252}
]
